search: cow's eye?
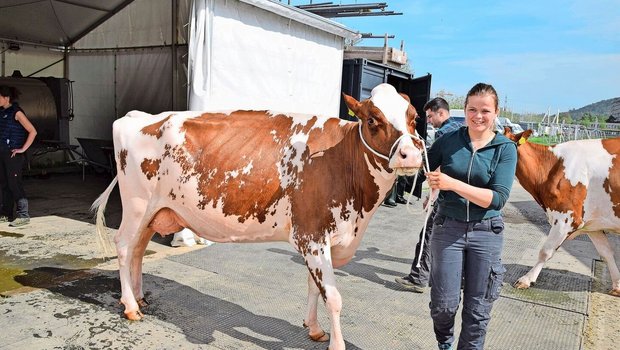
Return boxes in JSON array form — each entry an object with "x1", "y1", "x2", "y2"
[{"x1": 367, "y1": 118, "x2": 375, "y2": 125}]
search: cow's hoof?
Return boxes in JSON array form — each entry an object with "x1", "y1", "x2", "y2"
[
  {"x1": 303, "y1": 321, "x2": 329, "y2": 342},
  {"x1": 309, "y1": 330, "x2": 329, "y2": 342},
  {"x1": 513, "y1": 279, "x2": 531, "y2": 289},
  {"x1": 124, "y1": 310, "x2": 144, "y2": 321},
  {"x1": 137, "y1": 298, "x2": 149, "y2": 308},
  {"x1": 609, "y1": 289, "x2": 620, "y2": 297}
]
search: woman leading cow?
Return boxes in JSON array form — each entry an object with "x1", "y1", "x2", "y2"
[{"x1": 424, "y1": 83, "x2": 517, "y2": 350}]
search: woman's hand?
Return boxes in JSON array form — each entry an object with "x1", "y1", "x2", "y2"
[
  {"x1": 427, "y1": 171, "x2": 453, "y2": 191},
  {"x1": 11, "y1": 148, "x2": 25, "y2": 158}
]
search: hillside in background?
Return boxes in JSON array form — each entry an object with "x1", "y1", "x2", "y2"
[{"x1": 565, "y1": 97, "x2": 620, "y2": 120}]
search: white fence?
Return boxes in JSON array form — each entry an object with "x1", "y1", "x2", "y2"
[{"x1": 520, "y1": 121, "x2": 620, "y2": 144}]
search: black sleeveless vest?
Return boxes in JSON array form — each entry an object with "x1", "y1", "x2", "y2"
[{"x1": 0, "y1": 103, "x2": 27, "y2": 150}]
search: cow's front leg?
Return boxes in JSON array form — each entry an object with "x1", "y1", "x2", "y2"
[
  {"x1": 588, "y1": 231, "x2": 620, "y2": 296},
  {"x1": 515, "y1": 223, "x2": 568, "y2": 289},
  {"x1": 302, "y1": 241, "x2": 344, "y2": 350},
  {"x1": 303, "y1": 272, "x2": 329, "y2": 342}
]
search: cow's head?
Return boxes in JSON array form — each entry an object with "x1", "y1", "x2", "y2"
[
  {"x1": 504, "y1": 127, "x2": 534, "y2": 146},
  {"x1": 343, "y1": 83, "x2": 424, "y2": 176}
]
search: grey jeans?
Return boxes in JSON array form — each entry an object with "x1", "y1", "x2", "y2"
[{"x1": 429, "y1": 214, "x2": 506, "y2": 350}]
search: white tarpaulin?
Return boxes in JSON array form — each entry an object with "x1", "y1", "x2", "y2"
[{"x1": 188, "y1": 0, "x2": 357, "y2": 116}]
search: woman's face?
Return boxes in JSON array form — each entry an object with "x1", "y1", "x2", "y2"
[
  {"x1": 465, "y1": 94, "x2": 497, "y2": 133},
  {"x1": 0, "y1": 95, "x2": 10, "y2": 108}
]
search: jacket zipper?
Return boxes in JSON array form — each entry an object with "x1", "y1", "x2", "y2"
[{"x1": 466, "y1": 150, "x2": 477, "y2": 221}]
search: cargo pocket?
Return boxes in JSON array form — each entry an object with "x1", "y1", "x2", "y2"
[
  {"x1": 485, "y1": 263, "x2": 506, "y2": 301},
  {"x1": 490, "y1": 216, "x2": 504, "y2": 234}
]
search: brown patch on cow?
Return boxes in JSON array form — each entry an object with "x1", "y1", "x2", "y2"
[
  {"x1": 310, "y1": 267, "x2": 326, "y2": 301},
  {"x1": 141, "y1": 115, "x2": 173, "y2": 139},
  {"x1": 311, "y1": 249, "x2": 318, "y2": 256},
  {"x1": 168, "y1": 189, "x2": 176, "y2": 200},
  {"x1": 118, "y1": 149, "x2": 128, "y2": 174},
  {"x1": 515, "y1": 142, "x2": 588, "y2": 231},
  {"x1": 602, "y1": 138, "x2": 620, "y2": 218},
  {"x1": 141, "y1": 158, "x2": 161, "y2": 180},
  {"x1": 178, "y1": 111, "x2": 290, "y2": 217}
]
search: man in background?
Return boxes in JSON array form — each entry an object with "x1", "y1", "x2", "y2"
[{"x1": 395, "y1": 97, "x2": 460, "y2": 292}]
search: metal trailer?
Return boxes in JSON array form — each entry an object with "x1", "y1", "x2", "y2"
[{"x1": 339, "y1": 58, "x2": 431, "y2": 142}]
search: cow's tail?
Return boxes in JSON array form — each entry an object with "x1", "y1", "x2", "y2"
[{"x1": 91, "y1": 176, "x2": 118, "y2": 257}]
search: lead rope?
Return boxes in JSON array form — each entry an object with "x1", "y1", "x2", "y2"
[
  {"x1": 403, "y1": 141, "x2": 435, "y2": 268},
  {"x1": 357, "y1": 121, "x2": 434, "y2": 268}
]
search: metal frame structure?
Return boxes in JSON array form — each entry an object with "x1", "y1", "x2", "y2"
[{"x1": 284, "y1": 1, "x2": 402, "y2": 18}]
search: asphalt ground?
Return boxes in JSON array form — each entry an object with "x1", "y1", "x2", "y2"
[{"x1": 0, "y1": 173, "x2": 617, "y2": 349}]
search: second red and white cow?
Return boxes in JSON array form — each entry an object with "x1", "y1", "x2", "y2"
[
  {"x1": 505, "y1": 129, "x2": 620, "y2": 296},
  {"x1": 93, "y1": 84, "x2": 424, "y2": 350}
]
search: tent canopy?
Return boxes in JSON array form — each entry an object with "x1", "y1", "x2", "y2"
[
  {"x1": 0, "y1": 0, "x2": 136, "y2": 47},
  {"x1": 0, "y1": 0, "x2": 358, "y2": 49}
]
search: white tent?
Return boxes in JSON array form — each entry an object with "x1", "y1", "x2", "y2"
[{"x1": 1, "y1": 0, "x2": 359, "y2": 145}]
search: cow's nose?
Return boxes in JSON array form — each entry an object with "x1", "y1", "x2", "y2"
[{"x1": 399, "y1": 150, "x2": 408, "y2": 159}]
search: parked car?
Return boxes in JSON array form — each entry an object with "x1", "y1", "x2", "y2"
[
  {"x1": 498, "y1": 117, "x2": 523, "y2": 133},
  {"x1": 426, "y1": 124, "x2": 436, "y2": 145}
]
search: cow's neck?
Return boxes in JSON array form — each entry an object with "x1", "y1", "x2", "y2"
[
  {"x1": 343, "y1": 123, "x2": 396, "y2": 206},
  {"x1": 516, "y1": 142, "x2": 556, "y2": 208},
  {"x1": 319, "y1": 123, "x2": 396, "y2": 261}
]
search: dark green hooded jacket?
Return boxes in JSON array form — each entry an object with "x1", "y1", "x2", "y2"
[{"x1": 427, "y1": 126, "x2": 517, "y2": 222}]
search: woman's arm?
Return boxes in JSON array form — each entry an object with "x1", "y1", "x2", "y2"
[
  {"x1": 12, "y1": 110, "x2": 37, "y2": 157},
  {"x1": 427, "y1": 171, "x2": 494, "y2": 208},
  {"x1": 427, "y1": 143, "x2": 517, "y2": 209}
]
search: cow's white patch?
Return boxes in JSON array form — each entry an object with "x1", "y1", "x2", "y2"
[
  {"x1": 550, "y1": 139, "x2": 620, "y2": 230},
  {"x1": 276, "y1": 115, "x2": 333, "y2": 189},
  {"x1": 546, "y1": 209, "x2": 576, "y2": 232},
  {"x1": 369, "y1": 84, "x2": 409, "y2": 134},
  {"x1": 552, "y1": 139, "x2": 613, "y2": 187},
  {"x1": 329, "y1": 200, "x2": 356, "y2": 247},
  {"x1": 242, "y1": 161, "x2": 253, "y2": 175},
  {"x1": 369, "y1": 84, "x2": 417, "y2": 163}
]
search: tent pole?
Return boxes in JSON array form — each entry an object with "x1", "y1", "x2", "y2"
[
  {"x1": 172, "y1": 0, "x2": 179, "y2": 110},
  {"x1": 63, "y1": 47, "x2": 69, "y2": 79}
]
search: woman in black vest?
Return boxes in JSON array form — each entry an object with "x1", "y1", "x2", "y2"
[{"x1": 0, "y1": 85, "x2": 37, "y2": 227}]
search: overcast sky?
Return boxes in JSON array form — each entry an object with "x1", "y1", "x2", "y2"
[{"x1": 296, "y1": 0, "x2": 619, "y2": 114}]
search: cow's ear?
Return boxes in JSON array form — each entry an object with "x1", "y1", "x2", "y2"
[
  {"x1": 503, "y1": 126, "x2": 513, "y2": 137},
  {"x1": 399, "y1": 93, "x2": 411, "y2": 103},
  {"x1": 343, "y1": 93, "x2": 364, "y2": 120},
  {"x1": 407, "y1": 104, "x2": 418, "y2": 128}
]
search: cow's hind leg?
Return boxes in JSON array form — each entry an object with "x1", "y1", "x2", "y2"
[
  {"x1": 115, "y1": 221, "x2": 143, "y2": 320},
  {"x1": 115, "y1": 208, "x2": 153, "y2": 320},
  {"x1": 131, "y1": 226, "x2": 156, "y2": 307},
  {"x1": 588, "y1": 231, "x2": 620, "y2": 296},
  {"x1": 515, "y1": 223, "x2": 568, "y2": 289},
  {"x1": 303, "y1": 272, "x2": 329, "y2": 342},
  {"x1": 302, "y1": 241, "x2": 344, "y2": 350}
]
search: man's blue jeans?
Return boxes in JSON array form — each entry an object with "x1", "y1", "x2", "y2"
[{"x1": 429, "y1": 214, "x2": 506, "y2": 350}]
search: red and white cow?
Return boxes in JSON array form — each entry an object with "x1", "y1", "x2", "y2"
[
  {"x1": 505, "y1": 129, "x2": 620, "y2": 296},
  {"x1": 93, "y1": 84, "x2": 424, "y2": 350}
]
